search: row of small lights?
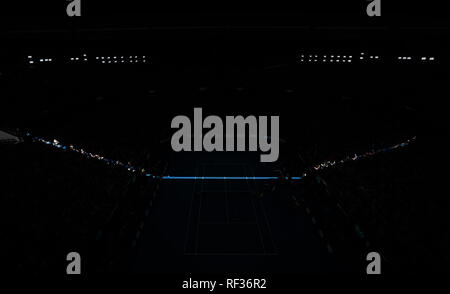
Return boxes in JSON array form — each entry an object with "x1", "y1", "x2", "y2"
[
  {"x1": 28, "y1": 53, "x2": 437, "y2": 65},
  {"x1": 360, "y1": 52, "x2": 380, "y2": 60},
  {"x1": 299, "y1": 52, "x2": 437, "y2": 63},
  {"x1": 70, "y1": 54, "x2": 88, "y2": 62},
  {"x1": 28, "y1": 56, "x2": 52, "y2": 64},
  {"x1": 397, "y1": 56, "x2": 435, "y2": 61},
  {"x1": 96, "y1": 55, "x2": 148, "y2": 64},
  {"x1": 28, "y1": 54, "x2": 148, "y2": 64},
  {"x1": 299, "y1": 52, "x2": 381, "y2": 63},
  {"x1": 299, "y1": 54, "x2": 354, "y2": 63}
]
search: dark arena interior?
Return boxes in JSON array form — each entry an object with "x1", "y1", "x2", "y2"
[{"x1": 1, "y1": 1, "x2": 450, "y2": 283}]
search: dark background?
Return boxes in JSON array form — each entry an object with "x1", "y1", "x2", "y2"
[{"x1": 1, "y1": 0, "x2": 449, "y2": 282}]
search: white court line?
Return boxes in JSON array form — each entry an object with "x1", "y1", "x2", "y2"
[
  {"x1": 248, "y1": 165, "x2": 278, "y2": 255},
  {"x1": 243, "y1": 165, "x2": 267, "y2": 255}
]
